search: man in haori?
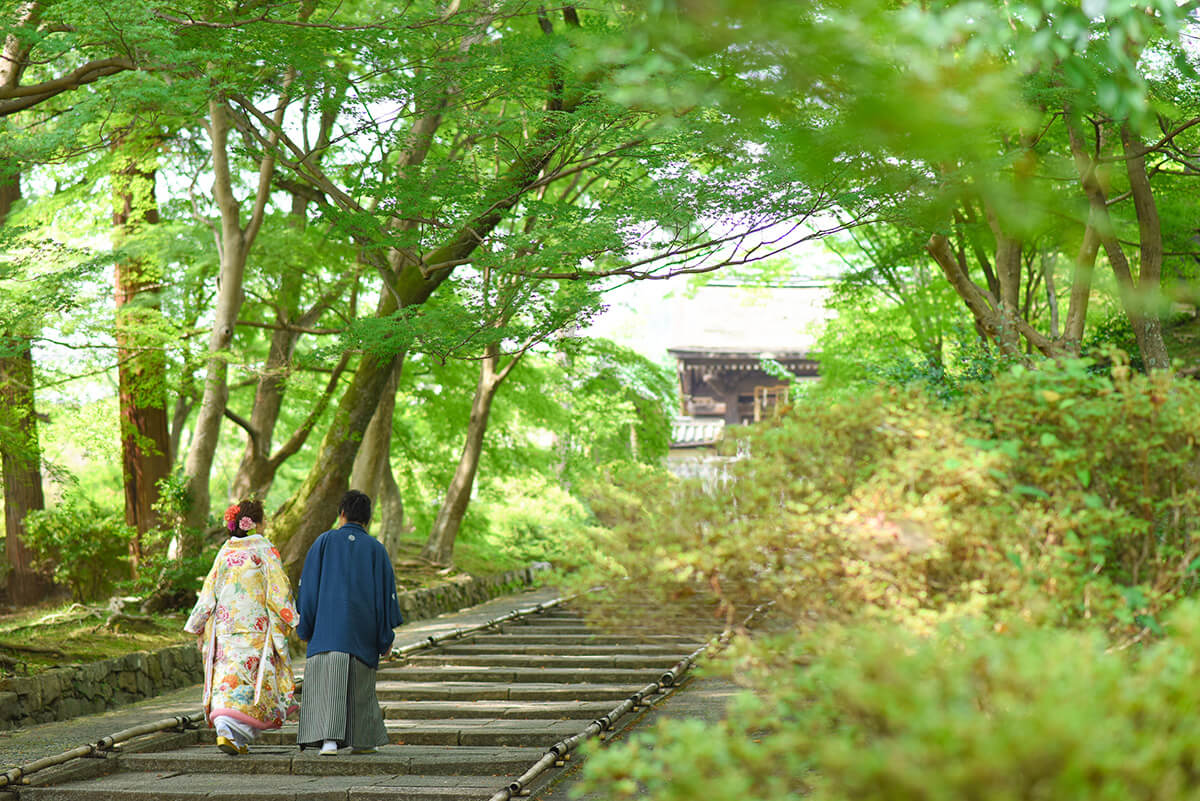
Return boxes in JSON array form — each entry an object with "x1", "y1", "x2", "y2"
[
  {"x1": 184, "y1": 500, "x2": 298, "y2": 755},
  {"x1": 297, "y1": 490, "x2": 404, "y2": 755}
]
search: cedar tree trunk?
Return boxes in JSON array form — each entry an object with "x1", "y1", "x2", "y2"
[{"x1": 112, "y1": 149, "x2": 171, "y2": 567}]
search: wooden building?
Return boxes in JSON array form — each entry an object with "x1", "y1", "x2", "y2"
[{"x1": 669, "y1": 347, "x2": 819, "y2": 426}]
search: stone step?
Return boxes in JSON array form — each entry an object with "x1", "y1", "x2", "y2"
[
  {"x1": 509, "y1": 618, "x2": 715, "y2": 637},
  {"x1": 375, "y1": 681, "x2": 649, "y2": 702},
  {"x1": 19, "y1": 770, "x2": 520, "y2": 800},
  {"x1": 375, "y1": 665, "x2": 660, "y2": 684},
  {"x1": 116, "y1": 744, "x2": 545, "y2": 777},
  {"x1": 485, "y1": 626, "x2": 594, "y2": 636},
  {"x1": 431, "y1": 643, "x2": 693, "y2": 656},
  {"x1": 197, "y1": 718, "x2": 580, "y2": 748},
  {"x1": 403, "y1": 653, "x2": 679, "y2": 669},
  {"x1": 463, "y1": 633, "x2": 704, "y2": 646},
  {"x1": 379, "y1": 699, "x2": 617, "y2": 720}
]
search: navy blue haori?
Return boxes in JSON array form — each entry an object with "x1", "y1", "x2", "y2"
[{"x1": 296, "y1": 522, "x2": 403, "y2": 669}]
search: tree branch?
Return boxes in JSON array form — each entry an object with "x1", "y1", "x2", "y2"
[{"x1": 268, "y1": 350, "x2": 352, "y2": 468}]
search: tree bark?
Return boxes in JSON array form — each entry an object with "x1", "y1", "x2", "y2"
[
  {"x1": 349, "y1": 362, "x2": 405, "y2": 557},
  {"x1": 1043, "y1": 252, "x2": 1060, "y2": 341},
  {"x1": 983, "y1": 202, "x2": 1024, "y2": 355},
  {"x1": 1119, "y1": 123, "x2": 1170, "y2": 370},
  {"x1": 0, "y1": 168, "x2": 51, "y2": 606},
  {"x1": 421, "y1": 347, "x2": 503, "y2": 566},
  {"x1": 112, "y1": 147, "x2": 171, "y2": 567},
  {"x1": 1066, "y1": 117, "x2": 1170, "y2": 370},
  {"x1": 0, "y1": 338, "x2": 51, "y2": 606},
  {"x1": 272, "y1": 333, "x2": 402, "y2": 581},
  {"x1": 1061, "y1": 223, "x2": 1100, "y2": 355},
  {"x1": 925, "y1": 234, "x2": 1063, "y2": 358},
  {"x1": 182, "y1": 95, "x2": 283, "y2": 531}
]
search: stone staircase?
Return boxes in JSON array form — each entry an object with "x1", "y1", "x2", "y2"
[{"x1": 16, "y1": 609, "x2": 706, "y2": 801}]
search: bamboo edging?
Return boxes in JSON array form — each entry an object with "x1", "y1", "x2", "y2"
[
  {"x1": 0, "y1": 592, "x2": 577, "y2": 790},
  {"x1": 488, "y1": 600, "x2": 775, "y2": 801},
  {"x1": 0, "y1": 711, "x2": 204, "y2": 788}
]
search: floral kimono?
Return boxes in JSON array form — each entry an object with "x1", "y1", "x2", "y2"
[{"x1": 184, "y1": 534, "x2": 298, "y2": 732}]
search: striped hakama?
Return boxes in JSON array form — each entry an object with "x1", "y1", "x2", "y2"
[{"x1": 297, "y1": 651, "x2": 389, "y2": 750}]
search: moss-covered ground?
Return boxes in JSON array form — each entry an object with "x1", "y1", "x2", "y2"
[{"x1": 0, "y1": 535, "x2": 536, "y2": 678}]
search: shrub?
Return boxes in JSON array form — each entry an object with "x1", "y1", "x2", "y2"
[
  {"x1": 470, "y1": 476, "x2": 606, "y2": 570},
  {"x1": 966, "y1": 353, "x2": 1200, "y2": 631},
  {"x1": 23, "y1": 492, "x2": 132, "y2": 601},
  {"x1": 570, "y1": 358, "x2": 1200, "y2": 638},
  {"x1": 578, "y1": 607, "x2": 1200, "y2": 801},
  {"x1": 126, "y1": 472, "x2": 216, "y2": 611}
]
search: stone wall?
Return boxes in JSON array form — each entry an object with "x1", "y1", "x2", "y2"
[
  {"x1": 0, "y1": 564, "x2": 548, "y2": 730},
  {"x1": 0, "y1": 644, "x2": 202, "y2": 730},
  {"x1": 396, "y1": 565, "x2": 548, "y2": 622}
]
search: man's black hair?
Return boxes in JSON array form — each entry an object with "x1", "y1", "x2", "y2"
[{"x1": 339, "y1": 490, "x2": 372, "y2": 525}]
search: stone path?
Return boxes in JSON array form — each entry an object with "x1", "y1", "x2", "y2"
[
  {"x1": 0, "y1": 588, "x2": 562, "y2": 770},
  {"x1": 3, "y1": 587, "x2": 731, "y2": 801}
]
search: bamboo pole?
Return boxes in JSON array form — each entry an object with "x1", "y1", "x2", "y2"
[{"x1": 0, "y1": 711, "x2": 203, "y2": 788}]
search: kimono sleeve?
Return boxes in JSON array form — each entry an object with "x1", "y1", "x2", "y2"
[
  {"x1": 375, "y1": 548, "x2": 404, "y2": 656},
  {"x1": 263, "y1": 542, "x2": 298, "y2": 632},
  {"x1": 183, "y1": 550, "x2": 222, "y2": 635}
]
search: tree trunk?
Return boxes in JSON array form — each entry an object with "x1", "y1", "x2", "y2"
[
  {"x1": 0, "y1": 339, "x2": 51, "y2": 606},
  {"x1": 1066, "y1": 117, "x2": 1170, "y2": 370},
  {"x1": 270, "y1": 100, "x2": 582, "y2": 581},
  {"x1": 1119, "y1": 123, "x2": 1170, "y2": 371},
  {"x1": 0, "y1": 169, "x2": 51, "y2": 605},
  {"x1": 182, "y1": 96, "x2": 277, "y2": 531},
  {"x1": 229, "y1": 193, "x2": 308, "y2": 503},
  {"x1": 983, "y1": 203, "x2": 1024, "y2": 355},
  {"x1": 272, "y1": 343, "x2": 401, "y2": 582},
  {"x1": 112, "y1": 148, "x2": 170, "y2": 568},
  {"x1": 421, "y1": 347, "x2": 502, "y2": 566},
  {"x1": 349, "y1": 363, "x2": 405, "y2": 557},
  {"x1": 1061, "y1": 223, "x2": 1100, "y2": 355},
  {"x1": 925, "y1": 234, "x2": 1062, "y2": 359}
]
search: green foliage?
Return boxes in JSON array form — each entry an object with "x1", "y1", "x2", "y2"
[
  {"x1": 573, "y1": 358, "x2": 1200, "y2": 637},
  {"x1": 392, "y1": 337, "x2": 673, "y2": 556},
  {"x1": 970, "y1": 353, "x2": 1200, "y2": 627},
  {"x1": 121, "y1": 547, "x2": 217, "y2": 610},
  {"x1": 575, "y1": 353, "x2": 1200, "y2": 800},
  {"x1": 121, "y1": 472, "x2": 216, "y2": 608},
  {"x1": 469, "y1": 477, "x2": 605, "y2": 571},
  {"x1": 812, "y1": 224, "x2": 1017, "y2": 397},
  {"x1": 554, "y1": 338, "x2": 676, "y2": 476},
  {"x1": 578, "y1": 605, "x2": 1200, "y2": 801},
  {"x1": 23, "y1": 491, "x2": 132, "y2": 601}
]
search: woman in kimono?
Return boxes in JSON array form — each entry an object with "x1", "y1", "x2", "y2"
[{"x1": 184, "y1": 500, "x2": 298, "y2": 755}]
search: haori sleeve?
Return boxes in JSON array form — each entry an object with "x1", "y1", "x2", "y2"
[
  {"x1": 183, "y1": 551, "x2": 221, "y2": 635},
  {"x1": 375, "y1": 548, "x2": 404, "y2": 656},
  {"x1": 296, "y1": 534, "x2": 324, "y2": 642},
  {"x1": 263, "y1": 542, "x2": 298, "y2": 632}
]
